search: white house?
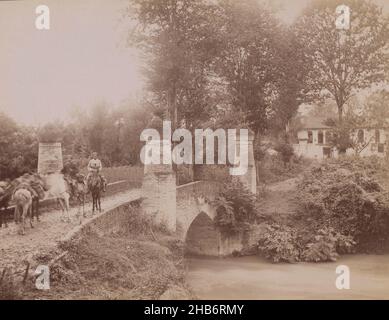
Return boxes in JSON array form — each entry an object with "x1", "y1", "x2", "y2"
[{"x1": 293, "y1": 116, "x2": 388, "y2": 159}]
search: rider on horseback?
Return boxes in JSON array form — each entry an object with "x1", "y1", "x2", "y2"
[{"x1": 86, "y1": 152, "x2": 107, "y2": 192}]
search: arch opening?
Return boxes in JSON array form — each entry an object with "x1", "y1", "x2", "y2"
[{"x1": 184, "y1": 212, "x2": 219, "y2": 256}]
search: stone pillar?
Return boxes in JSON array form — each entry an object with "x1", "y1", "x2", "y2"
[
  {"x1": 141, "y1": 140, "x2": 177, "y2": 232},
  {"x1": 232, "y1": 130, "x2": 256, "y2": 194}
]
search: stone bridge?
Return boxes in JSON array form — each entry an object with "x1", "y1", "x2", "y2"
[
  {"x1": 141, "y1": 136, "x2": 256, "y2": 256},
  {"x1": 16, "y1": 136, "x2": 256, "y2": 257}
]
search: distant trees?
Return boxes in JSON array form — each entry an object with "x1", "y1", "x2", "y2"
[
  {"x1": 67, "y1": 100, "x2": 151, "y2": 166},
  {"x1": 0, "y1": 99, "x2": 151, "y2": 180},
  {"x1": 0, "y1": 112, "x2": 39, "y2": 180}
]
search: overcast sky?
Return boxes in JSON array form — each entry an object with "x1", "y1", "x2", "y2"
[{"x1": 0, "y1": 0, "x2": 388, "y2": 125}]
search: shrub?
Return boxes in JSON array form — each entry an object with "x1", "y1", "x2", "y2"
[
  {"x1": 296, "y1": 156, "x2": 389, "y2": 252},
  {"x1": 301, "y1": 227, "x2": 355, "y2": 262},
  {"x1": 213, "y1": 179, "x2": 256, "y2": 234},
  {"x1": 255, "y1": 157, "x2": 389, "y2": 263},
  {"x1": 257, "y1": 224, "x2": 356, "y2": 263},
  {"x1": 274, "y1": 141, "x2": 294, "y2": 166},
  {"x1": 257, "y1": 223, "x2": 301, "y2": 263}
]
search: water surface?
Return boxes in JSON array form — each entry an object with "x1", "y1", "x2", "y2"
[{"x1": 186, "y1": 255, "x2": 389, "y2": 299}]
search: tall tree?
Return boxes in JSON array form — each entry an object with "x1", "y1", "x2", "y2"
[
  {"x1": 128, "y1": 0, "x2": 219, "y2": 130},
  {"x1": 213, "y1": 0, "x2": 281, "y2": 136},
  {"x1": 268, "y1": 27, "x2": 310, "y2": 136},
  {"x1": 294, "y1": 0, "x2": 389, "y2": 122}
]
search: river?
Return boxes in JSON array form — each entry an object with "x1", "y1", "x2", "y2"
[{"x1": 186, "y1": 254, "x2": 389, "y2": 299}]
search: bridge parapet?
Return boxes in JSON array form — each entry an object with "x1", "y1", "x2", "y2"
[{"x1": 176, "y1": 181, "x2": 222, "y2": 239}]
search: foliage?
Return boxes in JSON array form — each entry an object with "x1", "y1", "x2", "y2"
[
  {"x1": 128, "y1": 0, "x2": 305, "y2": 145},
  {"x1": 257, "y1": 223, "x2": 301, "y2": 263},
  {"x1": 257, "y1": 223, "x2": 356, "y2": 263},
  {"x1": 301, "y1": 227, "x2": 355, "y2": 262},
  {"x1": 364, "y1": 90, "x2": 389, "y2": 128},
  {"x1": 296, "y1": 157, "x2": 389, "y2": 252},
  {"x1": 274, "y1": 141, "x2": 294, "y2": 166},
  {"x1": 0, "y1": 113, "x2": 39, "y2": 180},
  {"x1": 323, "y1": 98, "x2": 378, "y2": 154},
  {"x1": 213, "y1": 179, "x2": 256, "y2": 234},
  {"x1": 257, "y1": 153, "x2": 309, "y2": 184},
  {"x1": 0, "y1": 99, "x2": 150, "y2": 180},
  {"x1": 294, "y1": 0, "x2": 389, "y2": 121},
  {"x1": 257, "y1": 157, "x2": 389, "y2": 262},
  {"x1": 128, "y1": 0, "x2": 217, "y2": 130}
]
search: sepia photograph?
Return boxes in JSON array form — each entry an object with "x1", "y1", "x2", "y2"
[{"x1": 0, "y1": 0, "x2": 389, "y2": 304}]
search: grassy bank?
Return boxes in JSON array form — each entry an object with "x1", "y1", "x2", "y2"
[{"x1": 0, "y1": 208, "x2": 193, "y2": 300}]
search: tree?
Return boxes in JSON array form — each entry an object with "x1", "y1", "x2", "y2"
[
  {"x1": 364, "y1": 89, "x2": 389, "y2": 127},
  {"x1": 127, "y1": 0, "x2": 219, "y2": 131},
  {"x1": 294, "y1": 0, "x2": 389, "y2": 122},
  {"x1": 0, "y1": 112, "x2": 39, "y2": 180},
  {"x1": 268, "y1": 28, "x2": 310, "y2": 136},
  {"x1": 324, "y1": 98, "x2": 372, "y2": 154},
  {"x1": 213, "y1": 0, "x2": 281, "y2": 136}
]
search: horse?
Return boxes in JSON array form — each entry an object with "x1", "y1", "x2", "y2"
[
  {"x1": 43, "y1": 173, "x2": 71, "y2": 222},
  {"x1": 88, "y1": 171, "x2": 103, "y2": 214}
]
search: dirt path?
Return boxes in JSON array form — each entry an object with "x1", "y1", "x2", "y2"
[
  {"x1": 0, "y1": 189, "x2": 140, "y2": 271},
  {"x1": 258, "y1": 177, "x2": 300, "y2": 217}
]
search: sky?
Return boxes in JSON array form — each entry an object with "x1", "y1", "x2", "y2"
[
  {"x1": 0, "y1": 0, "x2": 388, "y2": 125},
  {"x1": 0, "y1": 0, "x2": 141, "y2": 125}
]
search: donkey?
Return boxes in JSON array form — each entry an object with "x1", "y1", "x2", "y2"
[
  {"x1": 12, "y1": 174, "x2": 48, "y2": 234},
  {"x1": 13, "y1": 173, "x2": 47, "y2": 223},
  {"x1": 13, "y1": 187, "x2": 33, "y2": 235}
]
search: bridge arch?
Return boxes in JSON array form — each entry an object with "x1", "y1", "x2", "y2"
[
  {"x1": 175, "y1": 181, "x2": 220, "y2": 239},
  {"x1": 184, "y1": 211, "x2": 219, "y2": 256}
]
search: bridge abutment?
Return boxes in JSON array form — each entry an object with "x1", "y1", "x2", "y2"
[{"x1": 141, "y1": 140, "x2": 177, "y2": 232}]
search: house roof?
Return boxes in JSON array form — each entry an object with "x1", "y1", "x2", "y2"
[{"x1": 300, "y1": 116, "x2": 332, "y2": 129}]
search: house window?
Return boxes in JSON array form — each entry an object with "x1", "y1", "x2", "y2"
[
  {"x1": 357, "y1": 129, "x2": 364, "y2": 143},
  {"x1": 378, "y1": 143, "x2": 384, "y2": 153},
  {"x1": 375, "y1": 129, "x2": 380, "y2": 144},
  {"x1": 318, "y1": 131, "x2": 324, "y2": 144},
  {"x1": 308, "y1": 131, "x2": 313, "y2": 143}
]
